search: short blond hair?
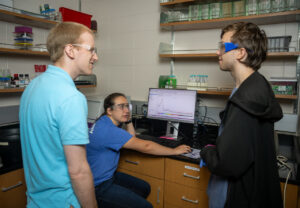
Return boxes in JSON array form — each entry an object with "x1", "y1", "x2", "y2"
[{"x1": 47, "y1": 22, "x2": 93, "y2": 63}]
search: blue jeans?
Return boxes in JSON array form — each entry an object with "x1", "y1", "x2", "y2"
[{"x1": 95, "y1": 172, "x2": 153, "y2": 208}]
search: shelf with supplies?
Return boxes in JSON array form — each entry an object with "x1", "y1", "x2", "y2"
[
  {"x1": 0, "y1": 85, "x2": 97, "y2": 93},
  {"x1": 195, "y1": 89, "x2": 297, "y2": 100},
  {"x1": 160, "y1": 0, "x2": 195, "y2": 6},
  {"x1": 160, "y1": 10, "x2": 300, "y2": 31},
  {"x1": 159, "y1": 51, "x2": 300, "y2": 58},
  {"x1": 0, "y1": 47, "x2": 49, "y2": 56},
  {"x1": 0, "y1": 8, "x2": 57, "y2": 29}
]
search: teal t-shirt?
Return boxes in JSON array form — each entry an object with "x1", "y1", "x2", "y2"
[{"x1": 19, "y1": 65, "x2": 89, "y2": 208}]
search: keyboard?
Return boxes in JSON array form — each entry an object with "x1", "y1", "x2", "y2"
[{"x1": 138, "y1": 134, "x2": 182, "y2": 148}]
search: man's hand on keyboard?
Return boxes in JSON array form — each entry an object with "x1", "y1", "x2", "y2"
[{"x1": 173, "y1": 145, "x2": 191, "y2": 155}]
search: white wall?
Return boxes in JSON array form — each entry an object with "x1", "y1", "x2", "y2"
[{"x1": 0, "y1": 0, "x2": 298, "y2": 113}]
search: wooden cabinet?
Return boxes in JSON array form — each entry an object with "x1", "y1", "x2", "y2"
[
  {"x1": 118, "y1": 149, "x2": 165, "y2": 179},
  {"x1": 280, "y1": 182, "x2": 300, "y2": 208},
  {"x1": 118, "y1": 150, "x2": 210, "y2": 208},
  {"x1": 164, "y1": 158, "x2": 209, "y2": 208},
  {"x1": 0, "y1": 168, "x2": 27, "y2": 208},
  {"x1": 118, "y1": 168, "x2": 164, "y2": 208},
  {"x1": 118, "y1": 150, "x2": 300, "y2": 208},
  {"x1": 118, "y1": 150, "x2": 165, "y2": 208}
]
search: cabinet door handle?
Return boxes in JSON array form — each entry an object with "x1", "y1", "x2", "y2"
[
  {"x1": 181, "y1": 196, "x2": 199, "y2": 204},
  {"x1": 156, "y1": 187, "x2": 160, "y2": 204},
  {"x1": 2, "y1": 181, "x2": 23, "y2": 192},
  {"x1": 125, "y1": 159, "x2": 139, "y2": 165},
  {"x1": 183, "y1": 172, "x2": 200, "y2": 180}
]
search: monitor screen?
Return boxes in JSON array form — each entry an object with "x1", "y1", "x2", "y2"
[{"x1": 147, "y1": 88, "x2": 197, "y2": 124}]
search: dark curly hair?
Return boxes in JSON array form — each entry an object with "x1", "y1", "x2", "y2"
[
  {"x1": 98, "y1": 93, "x2": 126, "y2": 119},
  {"x1": 221, "y1": 22, "x2": 268, "y2": 71}
]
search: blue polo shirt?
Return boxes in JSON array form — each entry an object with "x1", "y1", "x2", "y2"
[
  {"x1": 19, "y1": 65, "x2": 89, "y2": 208},
  {"x1": 87, "y1": 115, "x2": 133, "y2": 186}
]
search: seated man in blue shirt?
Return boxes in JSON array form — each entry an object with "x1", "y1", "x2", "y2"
[{"x1": 87, "y1": 92, "x2": 191, "y2": 208}]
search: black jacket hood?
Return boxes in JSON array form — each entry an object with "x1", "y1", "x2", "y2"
[{"x1": 229, "y1": 71, "x2": 283, "y2": 122}]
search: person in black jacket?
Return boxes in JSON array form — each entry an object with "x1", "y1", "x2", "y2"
[{"x1": 200, "y1": 22, "x2": 283, "y2": 208}]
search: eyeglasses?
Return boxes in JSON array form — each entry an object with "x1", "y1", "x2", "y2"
[
  {"x1": 72, "y1": 44, "x2": 97, "y2": 55},
  {"x1": 218, "y1": 42, "x2": 239, "y2": 54},
  {"x1": 113, "y1": 103, "x2": 132, "y2": 111}
]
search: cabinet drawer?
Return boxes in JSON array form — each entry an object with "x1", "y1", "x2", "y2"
[
  {"x1": 0, "y1": 168, "x2": 27, "y2": 208},
  {"x1": 164, "y1": 181, "x2": 208, "y2": 208},
  {"x1": 118, "y1": 150, "x2": 164, "y2": 179},
  {"x1": 118, "y1": 168, "x2": 164, "y2": 208},
  {"x1": 165, "y1": 158, "x2": 210, "y2": 189}
]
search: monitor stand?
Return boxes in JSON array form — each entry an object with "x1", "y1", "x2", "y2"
[{"x1": 165, "y1": 121, "x2": 180, "y2": 140}]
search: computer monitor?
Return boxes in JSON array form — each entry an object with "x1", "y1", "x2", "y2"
[{"x1": 147, "y1": 88, "x2": 197, "y2": 140}]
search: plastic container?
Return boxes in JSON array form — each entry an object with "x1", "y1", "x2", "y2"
[
  {"x1": 233, "y1": 0, "x2": 246, "y2": 17},
  {"x1": 167, "y1": 75, "x2": 177, "y2": 88},
  {"x1": 271, "y1": 0, "x2": 285, "y2": 12},
  {"x1": 267, "y1": 36, "x2": 291, "y2": 52},
  {"x1": 59, "y1": 7, "x2": 92, "y2": 28},
  {"x1": 210, "y1": 2, "x2": 222, "y2": 19},
  {"x1": 159, "y1": 75, "x2": 169, "y2": 88},
  {"x1": 201, "y1": 3, "x2": 210, "y2": 20},
  {"x1": 270, "y1": 77, "x2": 297, "y2": 95},
  {"x1": 189, "y1": 4, "x2": 201, "y2": 21},
  {"x1": 286, "y1": 0, "x2": 300, "y2": 11},
  {"x1": 246, "y1": 0, "x2": 258, "y2": 15},
  {"x1": 222, "y1": 2, "x2": 233, "y2": 18},
  {"x1": 258, "y1": 0, "x2": 271, "y2": 14}
]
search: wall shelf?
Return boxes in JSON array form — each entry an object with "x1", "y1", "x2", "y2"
[
  {"x1": 160, "y1": 0, "x2": 195, "y2": 6},
  {"x1": 159, "y1": 51, "x2": 300, "y2": 58},
  {"x1": 197, "y1": 90, "x2": 297, "y2": 100},
  {"x1": 0, "y1": 47, "x2": 49, "y2": 56},
  {"x1": 0, "y1": 85, "x2": 97, "y2": 93},
  {"x1": 0, "y1": 8, "x2": 57, "y2": 29},
  {"x1": 160, "y1": 10, "x2": 300, "y2": 31}
]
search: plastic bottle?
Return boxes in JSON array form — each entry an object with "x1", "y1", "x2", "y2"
[
  {"x1": 3, "y1": 77, "x2": 10, "y2": 88},
  {"x1": 169, "y1": 75, "x2": 177, "y2": 88},
  {"x1": 202, "y1": 75, "x2": 208, "y2": 90},
  {"x1": 24, "y1": 74, "x2": 30, "y2": 86},
  {"x1": 187, "y1": 75, "x2": 193, "y2": 89},
  {"x1": 13, "y1": 74, "x2": 20, "y2": 88},
  {"x1": 19, "y1": 74, "x2": 25, "y2": 88},
  {"x1": 0, "y1": 69, "x2": 3, "y2": 89}
]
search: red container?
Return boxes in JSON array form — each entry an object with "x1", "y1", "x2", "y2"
[{"x1": 59, "y1": 7, "x2": 92, "y2": 28}]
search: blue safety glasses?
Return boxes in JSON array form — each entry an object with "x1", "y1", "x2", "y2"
[{"x1": 218, "y1": 42, "x2": 239, "y2": 53}]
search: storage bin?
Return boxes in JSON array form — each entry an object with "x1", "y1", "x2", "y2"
[
  {"x1": 201, "y1": 3, "x2": 210, "y2": 20},
  {"x1": 258, "y1": 0, "x2": 271, "y2": 14},
  {"x1": 210, "y1": 2, "x2": 222, "y2": 19},
  {"x1": 189, "y1": 4, "x2": 201, "y2": 21},
  {"x1": 246, "y1": 0, "x2": 258, "y2": 15},
  {"x1": 271, "y1": 0, "x2": 285, "y2": 12},
  {"x1": 267, "y1": 36, "x2": 291, "y2": 52},
  {"x1": 233, "y1": 0, "x2": 245, "y2": 17},
  {"x1": 222, "y1": 2, "x2": 233, "y2": 18},
  {"x1": 59, "y1": 7, "x2": 92, "y2": 28},
  {"x1": 270, "y1": 78, "x2": 297, "y2": 95}
]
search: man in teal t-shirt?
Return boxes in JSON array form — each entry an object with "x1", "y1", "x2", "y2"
[{"x1": 20, "y1": 22, "x2": 98, "y2": 208}]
